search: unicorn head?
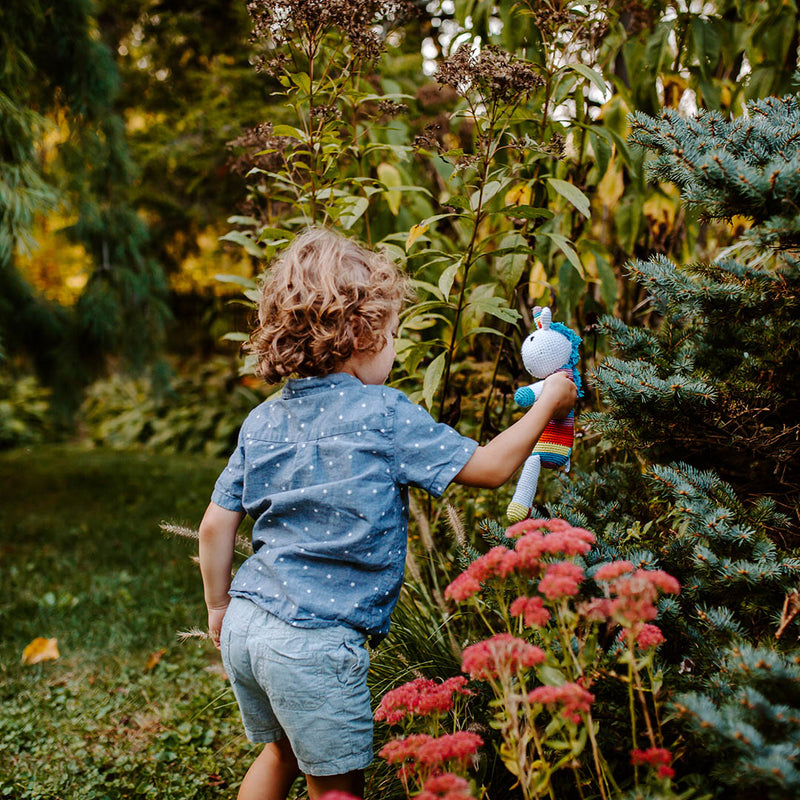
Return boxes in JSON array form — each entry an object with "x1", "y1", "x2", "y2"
[{"x1": 520, "y1": 306, "x2": 583, "y2": 395}]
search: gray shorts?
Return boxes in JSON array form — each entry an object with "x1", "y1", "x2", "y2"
[{"x1": 219, "y1": 596, "x2": 373, "y2": 776}]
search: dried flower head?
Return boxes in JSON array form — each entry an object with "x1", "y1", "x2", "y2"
[
  {"x1": 436, "y1": 44, "x2": 541, "y2": 104},
  {"x1": 247, "y1": 0, "x2": 413, "y2": 62},
  {"x1": 226, "y1": 122, "x2": 293, "y2": 176}
]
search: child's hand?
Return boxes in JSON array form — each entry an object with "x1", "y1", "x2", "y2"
[
  {"x1": 207, "y1": 603, "x2": 230, "y2": 650},
  {"x1": 540, "y1": 372, "x2": 577, "y2": 418}
]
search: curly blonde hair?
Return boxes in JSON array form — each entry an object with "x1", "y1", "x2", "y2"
[{"x1": 247, "y1": 227, "x2": 407, "y2": 383}]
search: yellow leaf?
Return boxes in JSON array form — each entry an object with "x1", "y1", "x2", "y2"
[
  {"x1": 145, "y1": 649, "x2": 166, "y2": 671},
  {"x1": 643, "y1": 193, "x2": 677, "y2": 239},
  {"x1": 406, "y1": 223, "x2": 429, "y2": 251},
  {"x1": 376, "y1": 162, "x2": 402, "y2": 216},
  {"x1": 596, "y1": 155, "x2": 625, "y2": 209},
  {"x1": 504, "y1": 184, "x2": 532, "y2": 207},
  {"x1": 22, "y1": 637, "x2": 59, "y2": 665}
]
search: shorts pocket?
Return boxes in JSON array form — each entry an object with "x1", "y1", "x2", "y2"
[
  {"x1": 337, "y1": 638, "x2": 369, "y2": 687},
  {"x1": 255, "y1": 641, "x2": 327, "y2": 712}
]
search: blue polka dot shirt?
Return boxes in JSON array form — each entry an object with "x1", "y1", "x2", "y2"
[{"x1": 211, "y1": 372, "x2": 478, "y2": 638}]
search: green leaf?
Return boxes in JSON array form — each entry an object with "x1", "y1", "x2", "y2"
[
  {"x1": 438, "y1": 260, "x2": 462, "y2": 300},
  {"x1": 496, "y1": 232, "x2": 528, "y2": 293},
  {"x1": 338, "y1": 196, "x2": 369, "y2": 230},
  {"x1": 214, "y1": 274, "x2": 258, "y2": 290},
  {"x1": 226, "y1": 215, "x2": 260, "y2": 227},
  {"x1": 470, "y1": 180, "x2": 503, "y2": 211},
  {"x1": 542, "y1": 232, "x2": 584, "y2": 276},
  {"x1": 564, "y1": 63, "x2": 608, "y2": 97},
  {"x1": 422, "y1": 351, "x2": 447, "y2": 410},
  {"x1": 499, "y1": 205, "x2": 553, "y2": 221},
  {"x1": 548, "y1": 178, "x2": 591, "y2": 219},
  {"x1": 218, "y1": 231, "x2": 265, "y2": 259},
  {"x1": 270, "y1": 124, "x2": 306, "y2": 140}
]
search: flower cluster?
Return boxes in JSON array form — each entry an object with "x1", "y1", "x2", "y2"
[
  {"x1": 436, "y1": 44, "x2": 542, "y2": 103},
  {"x1": 247, "y1": 0, "x2": 412, "y2": 60},
  {"x1": 636, "y1": 623, "x2": 666, "y2": 649},
  {"x1": 510, "y1": 595, "x2": 550, "y2": 628},
  {"x1": 417, "y1": 772, "x2": 475, "y2": 800},
  {"x1": 631, "y1": 747, "x2": 675, "y2": 779},
  {"x1": 444, "y1": 519, "x2": 596, "y2": 603},
  {"x1": 594, "y1": 563, "x2": 680, "y2": 631},
  {"x1": 444, "y1": 545, "x2": 519, "y2": 601},
  {"x1": 375, "y1": 676, "x2": 471, "y2": 726},
  {"x1": 538, "y1": 561, "x2": 585, "y2": 600},
  {"x1": 380, "y1": 731, "x2": 483, "y2": 784},
  {"x1": 527, "y1": 682, "x2": 595, "y2": 725},
  {"x1": 461, "y1": 633, "x2": 545, "y2": 681}
]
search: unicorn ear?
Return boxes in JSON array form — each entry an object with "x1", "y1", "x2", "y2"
[{"x1": 536, "y1": 306, "x2": 552, "y2": 330}]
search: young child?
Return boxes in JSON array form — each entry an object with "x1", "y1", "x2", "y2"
[{"x1": 198, "y1": 227, "x2": 576, "y2": 800}]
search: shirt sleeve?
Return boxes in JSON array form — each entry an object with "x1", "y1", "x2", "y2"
[
  {"x1": 392, "y1": 394, "x2": 478, "y2": 498},
  {"x1": 211, "y1": 423, "x2": 246, "y2": 512}
]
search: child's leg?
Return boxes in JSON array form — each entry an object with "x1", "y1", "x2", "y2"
[
  {"x1": 238, "y1": 737, "x2": 300, "y2": 800},
  {"x1": 306, "y1": 769, "x2": 364, "y2": 800}
]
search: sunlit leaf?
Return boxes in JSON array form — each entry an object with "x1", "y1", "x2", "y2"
[
  {"x1": 504, "y1": 184, "x2": 532, "y2": 207},
  {"x1": 338, "y1": 196, "x2": 369, "y2": 230},
  {"x1": 422, "y1": 351, "x2": 447, "y2": 409},
  {"x1": 406, "y1": 223, "x2": 429, "y2": 251},
  {"x1": 438, "y1": 260, "x2": 462, "y2": 300},
  {"x1": 22, "y1": 637, "x2": 59, "y2": 665},
  {"x1": 377, "y1": 162, "x2": 402, "y2": 215}
]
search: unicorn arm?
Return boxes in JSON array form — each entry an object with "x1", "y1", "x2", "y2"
[{"x1": 514, "y1": 380, "x2": 547, "y2": 408}]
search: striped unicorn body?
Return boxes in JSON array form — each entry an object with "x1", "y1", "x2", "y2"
[{"x1": 507, "y1": 308, "x2": 582, "y2": 523}]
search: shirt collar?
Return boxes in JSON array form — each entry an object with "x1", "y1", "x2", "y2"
[{"x1": 281, "y1": 372, "x2": 362, "y2": 399}]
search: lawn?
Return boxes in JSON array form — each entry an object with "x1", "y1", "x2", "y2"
[{"x1": 0, "y1": 445, "x2": 252, "y2": 799}]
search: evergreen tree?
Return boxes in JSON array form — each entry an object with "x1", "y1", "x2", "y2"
[
  {"x1": 0, "y1": 0, "x2": 169, "y2": 413},
  {"x1": 552, "y1": 93, "x2": 800, "y2": 798}
]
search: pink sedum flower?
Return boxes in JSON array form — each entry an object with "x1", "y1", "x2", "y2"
[
  {"x1": 417, "y1": 772, "x2": 476, "y2": 800},
  {"x1": 594, "y1": 560, "x2": 635, "y2": 582},
  {"x1": 375, "y1": 676, "x2": 471, "y2": 725},
  {"x1": 527, "y1": 682, "x2": 595, "y2": 724},
  {"x1": 444, "y1": 548, "x2": 520, "y2": 602},
  {"x1": 510, "y1": 595, "x2": 551, "y2": 628},
  {"x1": 444, "y1": 572, "x2": 481, "y2": 602},
  {"x1": 416, "y1": 731, "x2": 483, "y2": 766},
  {"x1": 636, "y1": 623, "x2": 666, "y2": 649},
  {"x1": 461, "y1": 633, "x2": 545, "y2": 680},
  {"x1": 538, "y1": 561, "x2": 585, "y2": 600},
  {"x1": 631, "y1": 747, "x2": 675, "y2": 778}
]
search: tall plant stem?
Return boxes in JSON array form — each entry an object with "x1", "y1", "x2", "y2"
[{"x1": 437, "y1": 155, "x2": 489, "y2": 420}]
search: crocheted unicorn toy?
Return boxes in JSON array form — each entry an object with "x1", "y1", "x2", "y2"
[{"x1": 506, "y1": 306, "x2": 583, "y2": 523}]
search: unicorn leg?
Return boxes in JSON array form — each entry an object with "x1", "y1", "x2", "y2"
[{"x1": 507, "y1": 455, "x2": 542, "y2": 522}]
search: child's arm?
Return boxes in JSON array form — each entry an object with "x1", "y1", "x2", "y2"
[
  {"x1": 455, "y1": 371, "x2": 576, "y2": 489},
  {"x1": 198, "y1": 501, "x2": 244, "y2": 649}
]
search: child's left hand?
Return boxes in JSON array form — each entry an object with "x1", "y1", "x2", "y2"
[{"x1": 207, "y1": 603, "x2": 230, "y2": 649}]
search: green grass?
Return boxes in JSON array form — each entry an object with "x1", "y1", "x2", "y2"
[{"x1": 0, "y1": 445, "x2": 252, "y2": 799}]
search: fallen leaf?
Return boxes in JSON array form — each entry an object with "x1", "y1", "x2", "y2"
[
  {"x1": 22, "y1": 637, "x2": 60, "y2": 665},
  {"x1": 144, "y1": 649, "x2": 166, "y2": 671}
]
